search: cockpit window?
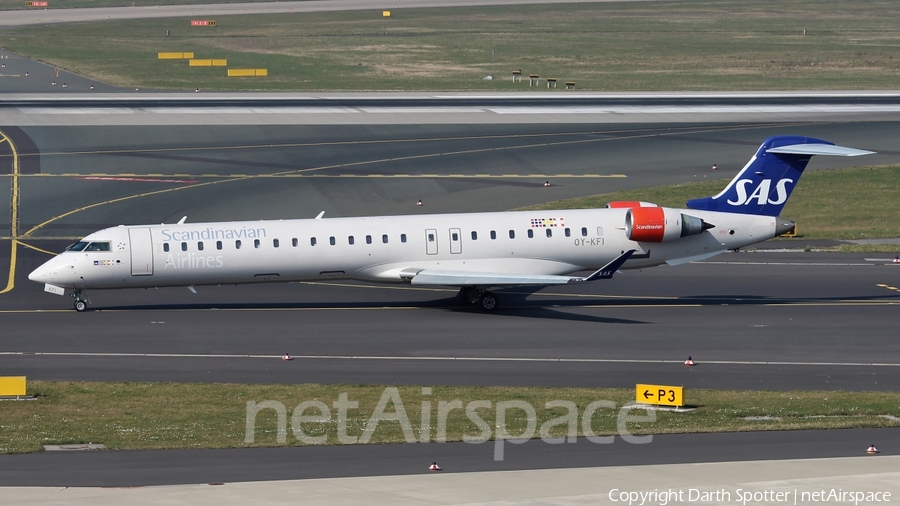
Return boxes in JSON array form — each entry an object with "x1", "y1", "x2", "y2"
[
  {"x1": 66, "y1": 241, "x2": 90, "y2": 252},
  {"x1": 84, "y1": 242, "x2": 111, "y2": 251}
]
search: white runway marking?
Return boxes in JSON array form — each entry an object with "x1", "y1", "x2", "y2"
[
  {"x1": 16, "y1": 105, "x2": 900, "y2": 116},
  {"x1": 2, "y1": 351, "x2": 898, "y2": 367}
]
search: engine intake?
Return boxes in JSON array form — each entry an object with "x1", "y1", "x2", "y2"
[{"x1": 625, "y1": 207, "x2": 713, "y2": 243}]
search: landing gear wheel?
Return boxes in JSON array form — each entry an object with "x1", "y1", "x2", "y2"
[
  {"x1": 479, "y1": 292, "x2": 498, "y2": 311},
  {"x1": 74, "y1": 300, "x2": 87, "y2": 312},
  {"x1": 459, "y1": 287, "x2": 481, "y2": 305}
]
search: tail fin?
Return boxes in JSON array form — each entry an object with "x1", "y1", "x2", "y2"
[{"x1": 686, "y1": 136, "x2": 873, "y2": 216}]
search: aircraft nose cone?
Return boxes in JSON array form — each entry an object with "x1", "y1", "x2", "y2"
[{"x1": 28, "y1": 264, "x2": 48, "y2": 283}]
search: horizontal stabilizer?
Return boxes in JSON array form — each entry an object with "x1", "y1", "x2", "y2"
[
  {"x1": 686, "y1": 135, "x2": 874, "y2": 217},
  {"x1": 766, "y1": 144, "x2": 875, "y2": 157},
  {"x1": 577, "y1": 249, "x2": 635, "y2": 281}
]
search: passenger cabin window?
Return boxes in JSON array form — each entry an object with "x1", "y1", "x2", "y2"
[
  {"x1": 197, "y1": 242, "x2": 204, "y2": 251},
  {"x1": 273, "y1": 239, "x2": 280, "y2": 248},
  {"x1": 471, "y1": 231, "x2": 477, "y2": 240},
  {"x1": 85, "y1": 242, "x2": 111, "y2": 251},
  {"x1": 382, "y1": 234, "x2": 388, "y2": 244},
  {"x1": 311, "y1": 237, "x2": 317, "y2": 246},
  {"x1": 565, "y1": 228, "x2": 571, "y2": 237},
  {"x1": 597, "y1": 227, "x2": 604, "y2": 236},
  {"x1": 181, "y1": 242, "x2": 187, "y2": 252},
  {"x1": 366, "y1": 235, "x2": 372, "y2": 244},
  {"x1": 254, "y1": 239, "x2": 260, "y2": 249},
  {"x1": 216, "y1": 241, "x2": 223, "y2": 250},
  {"x1": 509, "y1": 230, "x2": 515, "y2": 239},
  {"x1": 329, "y1": 237, "x2": 336, "y2": 246},
  {"x1": 401, "y1": 234, "x2": 407, "y2": 243},
  {"x1": 66, "y1": 241, "x2": 90, "y2": 252},
  {"x1": 452, "y1": 232, "x2": 459, "y2": 241},
  {"x1": 546, "y1": 229, "x2": 552, "y2": 238},
  {"x1": 163, "y1": 243, "x2": 170, "y2": 252},
  {"x1": 527, "y1": 229, "x2": 534, "y2": 238},
  {"x1": 490, "y1": 231, "x2": 497, "y2": 240},
  {"x1": 427, "y1": 233, "x2": 435, "y2": 242},
  {"x1": 292, "y1": 238, "x2": 298, "y2": 247},
  {"x1": 236, "y1": 240, "x2": 242, "y2": 249},
  {"x1": 581, "y1": 227, "x2": 588, "y2": 237},
  {"x1": 348, "y1": 236, "x2": 355, "y2": 245}
]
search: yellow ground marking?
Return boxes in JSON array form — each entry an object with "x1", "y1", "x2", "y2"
[
  {"x1": 1, "y1": 130, "x2": 20, "y2": 294},
  {"x1": 0, "y1": 236, "x2": 82, "y2": 241},
  {"x1": 0, "y1": 240, "x2": 16, "y2": 295},
  {"x1": 17, "y1": 241, "x2": 59, "y2": 256},
  {"x1": 22, "y1": 176, "x2": 248, "y2": 237}
]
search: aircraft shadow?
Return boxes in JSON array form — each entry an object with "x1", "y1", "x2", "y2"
[{"x1": 93, "y1": 292, "x2": 897, "y2": 320}]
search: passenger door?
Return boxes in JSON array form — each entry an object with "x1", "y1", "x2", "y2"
[{"x1": 128, "y1": 228, "x2": 153, "y2": 276}]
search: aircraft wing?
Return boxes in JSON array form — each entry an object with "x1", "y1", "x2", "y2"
[{"x1": 407, "y1": 250, "x2": 634, "y2": 286}]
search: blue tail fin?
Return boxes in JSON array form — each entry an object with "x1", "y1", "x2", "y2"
[{"x1": 686, "y1": 135, "x2": 872, "y2": 216}]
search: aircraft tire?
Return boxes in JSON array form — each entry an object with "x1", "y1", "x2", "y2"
[
  {"x1": 459, "y1": 287, "x2": 481, "y2": 305},
  {"x1": 479, "y1": 292, "x2": 498, "y2": 311},
  {"x1": 74, "y1": 300, "x2": 87, "y2": 312}
]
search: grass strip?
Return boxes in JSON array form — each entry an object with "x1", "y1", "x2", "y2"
[
  {"x1": 1, "y1": 381, "x2": 899, "y2": 454},
  {"x1": 523, "y1": 165, "x2": 900, "y2": 245},
  {"x1": 1, "y1": 0, "x2": 900, "y2": 91}
]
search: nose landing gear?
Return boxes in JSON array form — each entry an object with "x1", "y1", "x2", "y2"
[{"x1": 71, "y1": 289, "x2": 90, "y2": 312}]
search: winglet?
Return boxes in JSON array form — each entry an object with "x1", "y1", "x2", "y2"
[
  {"x1": 177, "y1": 216, "x2": 187, "y2": 225},
  {"x1": 315, "y1": 211, "x2": 325, "y2": 220},
  {"x1": 575, "y1": 250, "x2": 635, "y2": 282}
]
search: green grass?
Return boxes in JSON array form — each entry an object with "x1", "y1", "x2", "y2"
[
  {"x1": 1, "y1": 381, "x2": 899, "y2": 454},
  {"x1": 1, "y1": 0, "x2": 899, "y2": 90},
  {"x1": 524, "y1": 165, "x2": 900, "y2": 242}
]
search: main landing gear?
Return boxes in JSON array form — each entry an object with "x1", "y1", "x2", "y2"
[
  {"x1": 71, "y1": 289, "x2": 89, "y2": 312},
  {"x1": 458, "y1": 287, "x2": 499, "y2": 311}
]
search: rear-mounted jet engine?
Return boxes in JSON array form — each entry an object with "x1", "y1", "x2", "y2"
[{"x1": 625, "y1": 207, "x2": 714, "y2": 242}]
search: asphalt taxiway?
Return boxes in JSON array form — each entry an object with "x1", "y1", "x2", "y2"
[
  {"x1": 3, "y1": 247, "x2": 900, "y2": 391},
  {"x1": 3, "y1": 120, "x2": 900, "y2": 392},
  {"x1": 1, "y1": 428, "x2": 898, "y2": 487}
]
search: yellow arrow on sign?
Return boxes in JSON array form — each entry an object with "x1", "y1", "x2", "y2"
[{"x1": 636, "y1": 384, "x2": 684, "y2": 407}]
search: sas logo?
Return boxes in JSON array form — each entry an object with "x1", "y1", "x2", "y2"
[
  {"x1": 726, "y1": 178, "x2": 793, "y2": 206},
  {"x1": 93, "y1": 260, "x2": 115, "y2": 266}
]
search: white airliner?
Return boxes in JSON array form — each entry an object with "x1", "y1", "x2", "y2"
[{"x1": 29, "y1": 135, "x2": 872, "y2": 311}]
